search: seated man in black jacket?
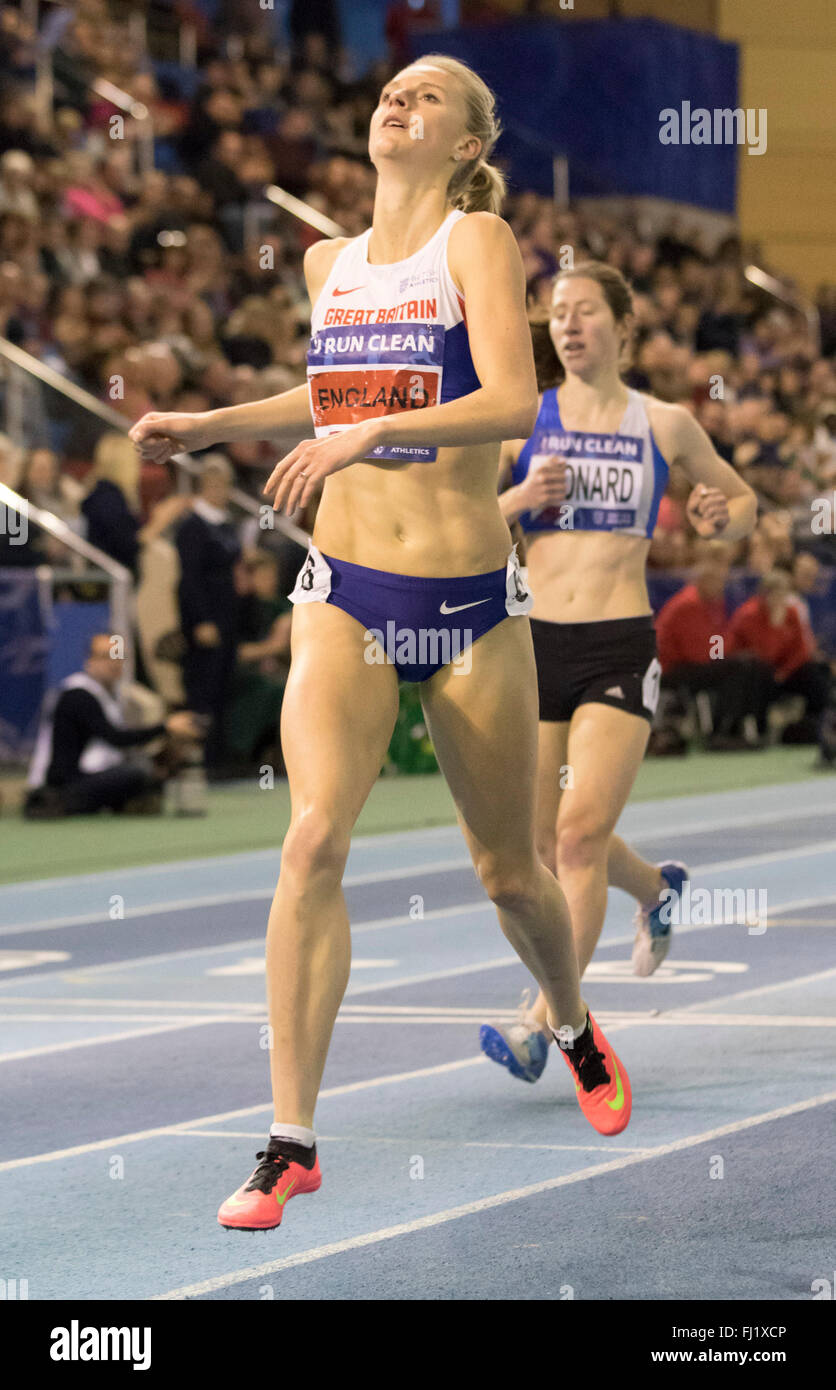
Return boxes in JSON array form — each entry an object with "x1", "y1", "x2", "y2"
[{"x1": 23, "y1": 632, "x2": 201, "y2": 817}]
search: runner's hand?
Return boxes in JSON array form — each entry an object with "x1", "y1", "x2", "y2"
[
  {"x1": 129, "y1": 412, "x2": 218, "y2": 463},
  {"x1": 518, "y1": 456, "x2": 568, "y2": 510},
  {"x1": 686, "y1": 484, "x2": 730, "y2": 536},
  {"x1": 264, "y1": 420, "x2": 382, "y2": 515}
]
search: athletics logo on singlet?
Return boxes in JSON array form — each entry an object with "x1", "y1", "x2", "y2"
[
  {"x1": 532, "y1": 430, "x2": 645, "y2": 531},
  {"x1": 307, "y1": 323, "x2": 444, "y2": 464}
]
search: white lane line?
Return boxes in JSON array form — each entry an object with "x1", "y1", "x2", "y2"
[
  {"x1": 3, "y1": 833, "x2": 834, "y2": 939},
  {"x1": 599, "y1": 891, "x2": 836, "y2": 955},
  {"x1": 768, "y1": 918, "x2": 836, "y2": 928},
  {"x1": 0, "y1": 1013, "x2": 233, "y2": 1023},
  {"x1": 3, "y1": 955, "x2": 835, "y2": 1165},
  {"x1": 762, "y1": 893, "x2": 836, "y2": 916},
  {"x1": 331, "y1": 1012, "x2": 836, "y2": 1027},
  {"x1": 0, "y1": 997, "x2": 517, "y2": 1016},
  {"x1": 0, "y1": 1017, "x2": 225, "y2": 1064},
  {"x1": 628, "y1": 803, "x2": 836, "y2": 837},
  {"x1": 1, "y1": 992, "x2": 830, "y2": 1021},
  {"x1": 206, "y1": 957, "x2": 398, "y2": 977},
  {"x1": 675, "y1": 963, "x2": 836, "y2": 1012},
  {"x1": 151, "y1": 1086, "x2": 836, "y2": 1300},
  {"x1": 0, "y1": 896, "x2": 271, "y2": 936},
  {"x1": 0, "y1": 951, "x2": 70, "y2": 970},
  {"x1": 612, "y1": 1012, "x2": 836, "y2": 1028},
  {"x1": 340, "y1": 1003, "x2": 542, "y2": 1015},
  {"x1": 0, "y1": 905, "x2": 497, "y2": 991},
  {"x1": 3, "y1": 786, "x2": 831, "y2": 901},
  {"x1": 346, "y1": 956, "x2": 517, "y2": 996},
  {"x1": 0, "y1": 886, "x2": 831, "y2": 999},
  {"x1": 0, "y1": 1057, "x2": 485, "y2": 1173},
  {"x1": 0, "y1": 858, "x2": 475, "y2": 937},
  {"x1": 0, "y1": 937, "x2": 271, "y2": 989},
  {"x1": 168, "y1": 1129, "x2": 651, "y2": 1155},
  {"x1": 0, "y1": 825, "x2": 462, "y2": 896},
  {"x1": 0, "y1": 906, "x2": 503, "y2": 990},
  {"x1": 356, "y1": 901, "x2": 489, "y2": 935},
  {"x1": 0, "y1": 996, "x2": 268, "y2": 1012},
  {"x1": 334, "y1": 1017, "x2": 518, "y2": 1025},
  {"x1": 686, "y1": 839, "x2": 836, "y2": 876},
  {"x1": 344, "y1": 889, "x2": 836, "y2": 995},
  {"x1": 4, "y1": 1008, "x2": 832, "y2": 1030},
  {"x1": 0, "y1": 883, "x2": 832, "y2": 1006}
]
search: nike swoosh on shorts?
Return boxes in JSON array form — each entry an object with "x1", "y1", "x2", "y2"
[{"x1": 439, "y1": 598, "x2": 493, "y2": 614}]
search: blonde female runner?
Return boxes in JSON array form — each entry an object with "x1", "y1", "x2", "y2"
[
  {"x1": 131, "y1": 57, "x2": 632, "y2": 1232},
  {"x1": 480, "y1": 261, "x2": 757, "y2": 1084}
]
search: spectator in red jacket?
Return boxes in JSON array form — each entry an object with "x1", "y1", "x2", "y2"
[
  {"x1": 727, "y1": 570, "x2": 831, "y2": 740},
  {"x1": 656, "y1": 544, "x2": 764, "y2": 748}
]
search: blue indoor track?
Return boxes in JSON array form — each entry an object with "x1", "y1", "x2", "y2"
[{"x1": 1, "y1": 777, "x2": 835, "y2": 1300}]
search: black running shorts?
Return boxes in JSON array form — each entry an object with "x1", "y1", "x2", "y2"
[{"x1": 530, "y1": 614, "x2": 661, "y2": 724}]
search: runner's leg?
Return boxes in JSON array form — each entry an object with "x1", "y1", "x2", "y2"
[
  {"x1": 421, "y1": 618, "x2": 586, "y2": 1034},
  {"x1": 266, "y1": 603, "x2": 399, "y2": 1127}
]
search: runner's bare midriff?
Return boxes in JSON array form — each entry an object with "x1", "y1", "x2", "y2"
[
  {"x1": 524, "y1": 530, "x2": 652, "y2": 623},
  {"x1": 312, "y1": 440, "x2": 515, "y2": 576}
]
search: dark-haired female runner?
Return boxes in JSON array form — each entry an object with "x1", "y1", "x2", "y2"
[{"x1": 481, "y1": 261, "x2": 757, "y2": 1083}]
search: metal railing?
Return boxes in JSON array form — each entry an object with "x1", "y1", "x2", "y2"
[
  {"x1": 265, "y1": 186, "x2": 347, "y2": 240},
  {"x1": 89, "y1": 76, "x2": 156, "y2": 176},
  {"x1": 744, "y1": 264, "x2": 821, "y2": 355},
  {"x1": 31, "y1": 6, "x2": 156, "y2": 175},
  {"x1": 0, "y1": 337, "x2": 310, "y2": 549},
  {"x1": 0, "y1": 480, "x2": 135, "y2": 681}
]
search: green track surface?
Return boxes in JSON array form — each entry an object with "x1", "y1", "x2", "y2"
[{"x1": 0, "y1": 746, "x2": 828, "y2": 886}]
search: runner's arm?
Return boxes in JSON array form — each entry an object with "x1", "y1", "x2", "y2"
[
  {"x1": 655, "y1": 402, "x2": 757, "y2": 541},
  {"x1": 498, "y1": 438, "x2": 531, "y2": 523}
]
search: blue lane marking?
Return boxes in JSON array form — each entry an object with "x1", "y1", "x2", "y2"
[
  {"x1": 2, "y1": 777, "x2": 831, "y2": 929},
  {"x1": 0, "y1": 835, "x2": 831, "y2": 987},
  {"x1": 191, "y1": 1103, "x2": 836, "y2": 1302},
  {"x1": 1, "y1": 779, "x2": 833, "y2": 1302},
  {"x1": 1, "y1": 1033, "x2": 832, "y2": 1300}
]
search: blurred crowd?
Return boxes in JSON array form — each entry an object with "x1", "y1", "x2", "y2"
[{"x1": 0, "y1": 0, "x2": 834, "y2": 782}]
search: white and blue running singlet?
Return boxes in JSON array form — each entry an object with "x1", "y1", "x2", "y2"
[
  {"x1": 306, "y1": 208, "x2": 480, "y2": 464},
  {"x1": 511, "y1": 387, "x2": 670, "y2": 536}
]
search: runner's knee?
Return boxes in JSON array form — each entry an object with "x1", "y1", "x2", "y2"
[
  {"x1": 556, "y1": 813, "x2": 610, "y2": 873},
  {"x1": 280, "y1": 810, "x2": 350, "y2": 887},
  {"x1": 476, "y1": 851, "x2": 540, "y2": 913}
]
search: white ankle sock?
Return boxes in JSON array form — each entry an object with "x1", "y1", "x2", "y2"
[
  {"x1": 548, "y1": 1012, "x2": 589, "y2": 1045},
  {"x1": 269, "y1": 1121, "x2": 315, "y2": 1147}
]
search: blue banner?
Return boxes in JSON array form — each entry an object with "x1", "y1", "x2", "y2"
[
  {"x1": 0, "y1": 571, "x2": 50, "y2": 761},
  {"x1": 46, "y1": 600, "x2": 111, "y2": 689},
  {"x1": 408, "y1": 18, "x2": 739, "y2": 212}
]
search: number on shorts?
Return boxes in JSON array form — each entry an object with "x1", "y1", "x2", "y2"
[{"x1": 642, "y1": 656, "x2": 662, "y2": 713}]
